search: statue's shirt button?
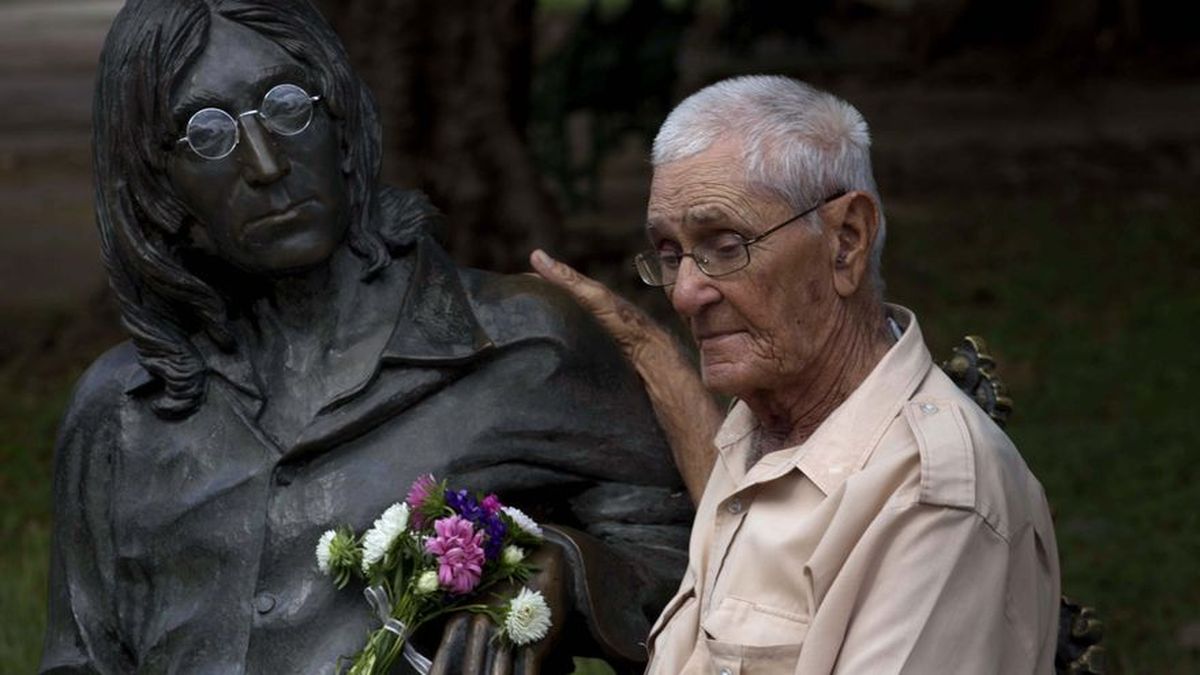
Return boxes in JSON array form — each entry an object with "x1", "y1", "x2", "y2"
[
  {"x1": 254, "y1": 593, "x2": 277, "y2": 614},
  {"x1": 274, "y1": 467, "x2": 295, "y2": 487},
  {"x1": 726, "y1": 498, "x2": 743, "y2": 515}
]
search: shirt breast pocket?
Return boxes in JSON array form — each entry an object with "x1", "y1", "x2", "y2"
[{"x1": 701, "y1": 596, "x2": 808, "y2": 674}]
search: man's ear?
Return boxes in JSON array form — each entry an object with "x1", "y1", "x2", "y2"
[{"x1": 827, "y1": 191, "x2": 879, "y2": 298}]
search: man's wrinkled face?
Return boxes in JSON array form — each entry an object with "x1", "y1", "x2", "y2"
[
  {"x1": 167, "y1": 17, "x2": 348, "y2": 275},
  {"x1": 646, "y1": 138, "x2": 841, "y2": 397}
]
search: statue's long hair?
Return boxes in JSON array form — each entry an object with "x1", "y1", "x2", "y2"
[{"x1": 94, "y1": 0, "x2": 402, "y2": 418}]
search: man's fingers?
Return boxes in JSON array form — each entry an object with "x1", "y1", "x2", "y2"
[
  {"x1": 530, "y1": 248, "x2": 666, "y2": 349},
  {"x1": 529, "y1": 249, "x2": 617, "y2": 315}
]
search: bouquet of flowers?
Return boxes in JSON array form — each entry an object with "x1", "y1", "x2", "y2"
[{"x1": 315, "y1": 474, "x2": 553, "y2": 675}]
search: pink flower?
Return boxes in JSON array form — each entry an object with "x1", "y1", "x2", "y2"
[
  {"x1": 424, "y1": 516, "x2": 485, "y2": 594},
  {"x1": 481, "y1": 494, "x2": 503, "y2": 516},
  {"x1": 406, "y1": 473, "x2": 437, "y2": 510},
  {"x1": 406, "y1": 473, "x2": 437, "y2": 529}
]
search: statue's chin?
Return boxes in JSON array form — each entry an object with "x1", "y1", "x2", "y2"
[{"x1": 232, "y1": 221, "x2": 348, "y2": 277}]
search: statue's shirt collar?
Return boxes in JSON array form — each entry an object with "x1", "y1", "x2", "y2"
[{"x1": 123, "y1": 235, "x2": 495, "y2": 401}]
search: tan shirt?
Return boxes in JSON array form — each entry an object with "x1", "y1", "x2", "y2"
[{"x1": 646, "y1": 306, "x2": 1060, "y2": 674}]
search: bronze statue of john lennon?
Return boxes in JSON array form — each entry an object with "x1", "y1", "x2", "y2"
[{"x1": 40, "y1": 1, "x2": 689, "y2": 672}]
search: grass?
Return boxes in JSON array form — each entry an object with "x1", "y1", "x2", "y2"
[
  {"x1": 0, "y1": 369, "x2": 73, "y2": 674},
  {"x1": 2, "y1": 193, "x2": 1197, "y2": 673}
]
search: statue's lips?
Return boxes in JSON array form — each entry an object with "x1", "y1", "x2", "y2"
[{"x1": 240, "y1": 197, "x2": 319, "y2": 243}]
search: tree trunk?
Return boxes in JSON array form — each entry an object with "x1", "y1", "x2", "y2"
[{"x1": 316, "y1": 0, "x2": 561, "y2": 272}]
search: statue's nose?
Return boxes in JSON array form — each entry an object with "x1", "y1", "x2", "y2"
[{"x1": 239, "y1": 115, "x2": 290, "y2": 185}]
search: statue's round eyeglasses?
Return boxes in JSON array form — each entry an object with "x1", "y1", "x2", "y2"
[
  {"x1": 176, "y1": 83, "x2": 323, "y2": 161},
  {"x1": 634, "y1": 192, "x2": 845, "y2": 287}
]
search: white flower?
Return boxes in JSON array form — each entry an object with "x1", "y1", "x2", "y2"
[
  {"x1": 503, "y1": 587, "x2": 552, "y2": 645},
  {"x1": 315, "y1": 529, "x2": 337, "y2": 575},
  {"x1": 501, "y1": 506, "x2": 543, "y2": 539},
  {"x1": 361, "y1": 502, "x2": 411, "y2": 573},
  {"x1": 501, "y1": 545, "x2": 525, "y2": 566},
  {"x1": 416, "y1": 570, "x2": 439, "y2": 595}
]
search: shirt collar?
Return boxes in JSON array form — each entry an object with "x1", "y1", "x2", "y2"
[
  {"x1": 380, "y1": 235, "x2": 494, "y2": 364},
  {"x1": 124, "y1": 234, "x2": 495, "y2": 397},
  {"x1": 714, "y1": 304, "x2": 933, "y2": 495}
]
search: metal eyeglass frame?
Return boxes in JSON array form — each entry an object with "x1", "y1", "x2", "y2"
[
  {"x1": 175, "y1": 83, "x2": 323, "y2": 161},
  {"x1": 635, "y1": 191, "x2": 846, "y2": 287}
]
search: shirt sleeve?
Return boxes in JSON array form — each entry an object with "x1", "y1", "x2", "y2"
[
  {"x1": 824, "y1": 502, "x2": 1056, "y2": 675},
  {"x1": 40, "y1": 356, "x2": 129, "y2": 674}
]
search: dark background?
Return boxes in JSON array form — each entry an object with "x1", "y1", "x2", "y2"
[{"x1": 1, "y1": 0, "x2": 1198, "y2": 672}]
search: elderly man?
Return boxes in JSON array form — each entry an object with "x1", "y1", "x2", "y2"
[
  {"x1": 533, "y1": 76, "x2": 1061, "y2": 673},
  {"x1": 41, "y1": 1, "x2": 691, "y2": 673}
]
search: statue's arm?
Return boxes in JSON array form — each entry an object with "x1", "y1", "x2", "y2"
[
  {"x1": 539, "y1": 326, "x2": 692, "y2": 668},
  {"x1": 455, "y1": 276, "x2": 694, "y2": 670},
  {"x1": 40, "y1": 348, "x2": 131, "y2": 674}
]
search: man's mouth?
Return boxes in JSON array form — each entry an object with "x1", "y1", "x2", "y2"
[
  {"x1": 242, "y1": 197, "x2": 317, "y2": 239},
  {"x1": 694, "y1": 329, "x2": 743, "y2": 346}
]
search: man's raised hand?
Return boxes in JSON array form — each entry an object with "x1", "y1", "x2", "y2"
[{"x1": 529, "y1": 250, "x2": 719, "y2": 504}]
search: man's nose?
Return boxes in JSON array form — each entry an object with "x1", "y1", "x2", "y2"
[
  {"x1": 668, "y1": 257, "x2": 721, "y2": 318},
  {"x1": 239, "y1": 115, "x2": 290, "y2": 185}
]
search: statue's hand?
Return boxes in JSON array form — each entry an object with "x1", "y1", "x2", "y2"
[
  {"x1": 529, "y1": 249, "x2": 719, "y2": 504},
  {"x1": 428, "y1": 543, "x2": 567, "y2": 675}
]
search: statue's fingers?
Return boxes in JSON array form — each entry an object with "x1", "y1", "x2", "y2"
[
  {"x1": 485, "y1": 639, "x2": 514, "y2": 675},
  {"x1": 461, "y1": 613, "x2": 494, "y2": 674},
  {"x1": 512, "y1": 645, "x2": 543, "y2": 675},
  {"x1": 429, "y1": 613, "x2": 472, "y2": 675}
]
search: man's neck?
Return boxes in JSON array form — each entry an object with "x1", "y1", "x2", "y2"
[
  {"x1": 254, "y1": 245, "x2": 358, "y2": 336},
  {"x1": 239, "y1": 244, "x2": 404, "y2": 446},
  {"x1": 744, "y1": 300, "x2": 894, "y2": 461}
]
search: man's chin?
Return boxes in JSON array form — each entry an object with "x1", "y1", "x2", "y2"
[
  {"x1": 700, "y1": 364, "x2": 750, "y2": 398},
  {"x1": 237, "y1": 232, "x2": 345, "y2": 276}
]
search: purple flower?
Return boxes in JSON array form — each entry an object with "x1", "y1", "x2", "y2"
[
  {"x1": 445, "y1": 489, "x2": 508, "y2": 560},
  {"x1": 424, "y1": 515, "x2": 485, "y2": 595},
  {"x1": 481, "y1": 494, "x2": 503, "y2": 516},
  {"x1": 481, "y1": 514, "x2": 507, "y2": 561},
  {"x1": 445, "y1": 489, "x2": 485, "y2": 522}
]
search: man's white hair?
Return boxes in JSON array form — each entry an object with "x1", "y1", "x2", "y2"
[{"x1": 652, "y1": 75, "x2": 886, "y2": 293}]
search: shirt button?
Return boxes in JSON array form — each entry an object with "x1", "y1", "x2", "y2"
[
  {"x1": 719, "y1": 668, "x2": 734, "y2": 675},
  {"x1": 274, "y1": 467, "x2": 294, "y2": 487},
  {"x1": 920, "y1": 402, "x2": 939, "y2": 414},
  {"x1": 254, "y1": 592, "x2": 277, "y2": 614},
  {"x1": 726, "y1": 498, "x2": 743, "y2": 515}
]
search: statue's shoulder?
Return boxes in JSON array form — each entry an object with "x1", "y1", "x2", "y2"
[
  {"x1": 458, "y1": 268, "x2": 610, "y2": 353},
  {"x1": 48, "y1": 341, "x2": 147, "y2": 478},
  {"x1": 61, "y1": 341, "x2": 145, "y2": 428}
]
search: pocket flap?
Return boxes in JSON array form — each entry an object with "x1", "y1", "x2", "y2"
[{"x1": 701, "y1": 596, "x2": 809, "y2": 647}]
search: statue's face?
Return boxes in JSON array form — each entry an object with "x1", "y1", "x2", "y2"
[{"x1": 167, "y1": 17, "x2": 349, "y2": 275}]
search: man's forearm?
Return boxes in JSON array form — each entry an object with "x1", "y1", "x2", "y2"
[{"x1": 634, "y1": 331, "x2": 720, "y2": 504}]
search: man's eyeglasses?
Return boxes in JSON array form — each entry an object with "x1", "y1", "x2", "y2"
[
  {"x1": 634, "y1": 192, "x2": 846, "y2": 287},
  {"x1": 176, "y1": 83, "x2": 323, "y2": 160}
]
